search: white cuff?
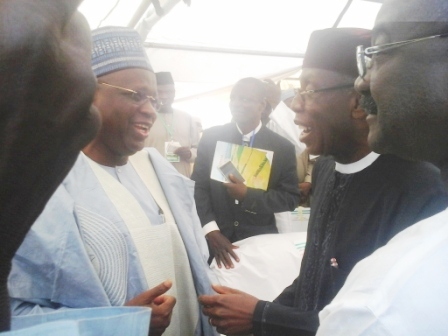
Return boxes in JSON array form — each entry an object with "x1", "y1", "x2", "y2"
[{"x1": 203, "y1": 221, "x2": 220, "y2": 236}]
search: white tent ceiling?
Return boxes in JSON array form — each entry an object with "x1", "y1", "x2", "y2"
[{"x1": 79, "y1": 0, "x2": 382, "y2": 129}]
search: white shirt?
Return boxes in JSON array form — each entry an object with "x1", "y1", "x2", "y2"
[
  {"x1": 317, "y1": 207, "x2": 448, "y2": 336},
  {"x1": 335, "y1": 151, "x2": 379, "y2": 174}
]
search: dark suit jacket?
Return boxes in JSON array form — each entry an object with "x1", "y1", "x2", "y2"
[{"x1": 191, "y1": 122, "x2": 300, "y2": 242}]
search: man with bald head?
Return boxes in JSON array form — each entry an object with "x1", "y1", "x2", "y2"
[{"x1": 317, "y1": 1, "x2": 448, "y2": 335}]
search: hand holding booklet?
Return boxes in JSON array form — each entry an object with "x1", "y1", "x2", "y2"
[
  {"x1": 210, "y1": 141, "x2": 273, "y2": 190},
  {"x1": 219, "y1": 160, "x2": 246, "y2": 182}
]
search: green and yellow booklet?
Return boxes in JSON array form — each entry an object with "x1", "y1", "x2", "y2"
[{"x1": 210, "y1": 141, "x2": 273, "y2": 191}]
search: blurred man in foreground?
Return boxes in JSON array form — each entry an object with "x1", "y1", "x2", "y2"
[{"x1": 0, "y1": 0, "x2": 100, "y2": 330}]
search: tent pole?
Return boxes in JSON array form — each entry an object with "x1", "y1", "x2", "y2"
[
  {"x1": 128, "y1": 0, "x2": 154, "y2": 28},
  {"x1": 333, "y1": 0, "x2": 353, "y2": 27},
  {"x1": 143, "y1": 42, "x2": 305, "y2": 58}
]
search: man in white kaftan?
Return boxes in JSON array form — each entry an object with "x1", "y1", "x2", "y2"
[
  {"x1": 9, "y1": 148, "x2": 216, "y2": 336},
  {"x1": 144, "y1": 72, "x2": 200, "y2": 178}
]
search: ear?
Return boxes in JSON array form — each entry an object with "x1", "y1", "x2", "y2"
[
  {"x1": 259, "y1": 98, "x2": 267, "y2": 112},
  {"x1": 350, "y1": 92, "x2": 367, "y2": 120}
]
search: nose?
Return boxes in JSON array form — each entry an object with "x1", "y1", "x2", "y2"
[
  {"x1": 290, "y1": 93, "x2": 305, "y2": 125},
  {"x1": 355, "y1": 70, "x2": 371, "y2": 95},
  {"x1": 229, "y1": 97, "x2": 247, "y2": 114},
  {"x1": 139, "y1": 100, "x2": 157, "y2": 124},
  {"x1": 290, "y1": 93, "x2": 304, "y2": 111}
]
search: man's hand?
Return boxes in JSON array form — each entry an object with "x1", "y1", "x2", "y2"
[
  {"x1": 125, "y1": 280, "x2": 176, "y2": 336},
  {"x1": 207, "y1": 231, "x2": 239, "y2": 269},
  {"x1": 223, "y1": 174, "x2": 247, "y2": 201},
  {"x1": 299, "y1": 182, "x2": 312, "y2": 205},
  {"x1": 199, "y1": 284, "x2": 259, "y2": 335},
  {"x1": 174, "y1": 146, "x2": 192, "y2": 161}
]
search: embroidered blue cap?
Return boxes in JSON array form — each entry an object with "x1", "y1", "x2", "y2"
[{"x1": 91, "y1": 26, "x2": 153, "y2": 77}]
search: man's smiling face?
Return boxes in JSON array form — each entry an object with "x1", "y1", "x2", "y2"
[{"x1": 355, "y1": 0, "x2": 448, "y2": 165}]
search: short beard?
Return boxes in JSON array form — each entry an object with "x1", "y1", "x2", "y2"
[{"x1": 360, "y1": 95, "x2": 378, "y2": 115}]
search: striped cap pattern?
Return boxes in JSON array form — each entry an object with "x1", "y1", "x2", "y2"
[{"x1": 91, "y1": 26, "x2": 153, "y2": 77}]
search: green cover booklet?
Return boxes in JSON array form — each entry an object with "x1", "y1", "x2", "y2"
[{"x1": 210, "y1": 141, "x2": 273, "y2": 191}]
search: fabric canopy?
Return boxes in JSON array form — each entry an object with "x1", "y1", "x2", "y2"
[{"x1": 79, "y1": 0, "x2": 382, "y2": 128}]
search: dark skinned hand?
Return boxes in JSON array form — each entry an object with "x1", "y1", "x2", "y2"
[
  {"x1": 207, "y1": 231, "x2": 240, "y2": 269},
  {"x1": 199, "y1": 284, "x2": 259, "y2": 335},
  {"x1": 299, "y1": 182, "x2": 312, "y2": 205},
  {"x1": 174, "y1": 146, "x2": 192, "y2": 161},
  {"x1": 223, "y1": 174, "x2": 248, "y2": 201},
  {"x1": 125, "y1": 280, "x2": 176, "y2": 336}
]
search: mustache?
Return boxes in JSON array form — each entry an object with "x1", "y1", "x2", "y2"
[{"x1": 360, "y1": 95, "x2": 378, "y2": 115}]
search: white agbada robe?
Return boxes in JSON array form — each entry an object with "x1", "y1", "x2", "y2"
[
  {"x1": 8, "y1": 148, "x2": 218, "y2": 336},
  {"x1": 317, "y1": 207, "x2": 448, "y2": 336}
]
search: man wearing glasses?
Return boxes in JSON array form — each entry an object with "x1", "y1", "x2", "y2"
[
  {"x1": 198, "y1": 27, "x2": 448, "y2": 336},
  {"x1": 7, "y1": 26, "x2": 217, "y2": 336},
  {"x1": 317, "y1": 1, "x2": 448, "y2": 335}
]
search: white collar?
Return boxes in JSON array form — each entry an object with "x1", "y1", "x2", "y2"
[
  {"x1": 335, "y1": 152, "x2": 380, "y2": 174},
  {"x1": 236, "y1": 121, "x2": 262, "y2": 141}
]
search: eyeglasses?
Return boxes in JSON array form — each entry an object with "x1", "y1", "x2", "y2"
[
  {"x1": 297, "y1": 83, "x2": 354, "y2": 96},
  {"x1": 99, "y1": 82, "x2": 160, "y2": 110},
  {"x1": 294, "y1": 83, "x2": 354, "y2": 101},
  {"x1": 357, "y1": 33, "x2": 448, "y2": 78}
]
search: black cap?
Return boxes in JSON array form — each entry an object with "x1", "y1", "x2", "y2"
[
  {"x1": 303, "y1": 28, "x2": 371, "y2": 78},
  {"x1": 155, "y1": 72, "x2": 174, "y2": 85}
]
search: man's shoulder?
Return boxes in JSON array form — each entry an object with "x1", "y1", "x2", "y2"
[
  {"x1": 173, "y1": 108, "x2": 195, "y2": 120},
  {"x1": 313, "y1": 155, "x2": 335, "y2": 171},
  {"x1": 375, "y1": 154, "x2": 435, "y2": 170},
  {"x1": 140, "y1": 147, "x2": 163, "y2": 159},
  {"x1": 202, "y1": 123, "x2": 235, "y2": 138},
  {"x1": 319, "y1": 210, "x2": 448, "y2": 334},
  {"x1": 61, "y1": 153, "x2": 92, "y2": 186},
  {"x1": 138, "y1": 148, "x2": 179, "y2": 171},
  {"x1": 323, "y1": 207, "x2": 448, "y2": 328},
  {"x1": 258, "y1": 126, "x2": 295, "y2": 151},
  {"x1": 261, "y1": 126, "x2": 293, "y2": 143},
  {"x1": 206, "y1": 123, "x2": 234, "y2": 131},
  {"x1": 374, "y1": 154, "x2": 442, "y2": 182}
]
